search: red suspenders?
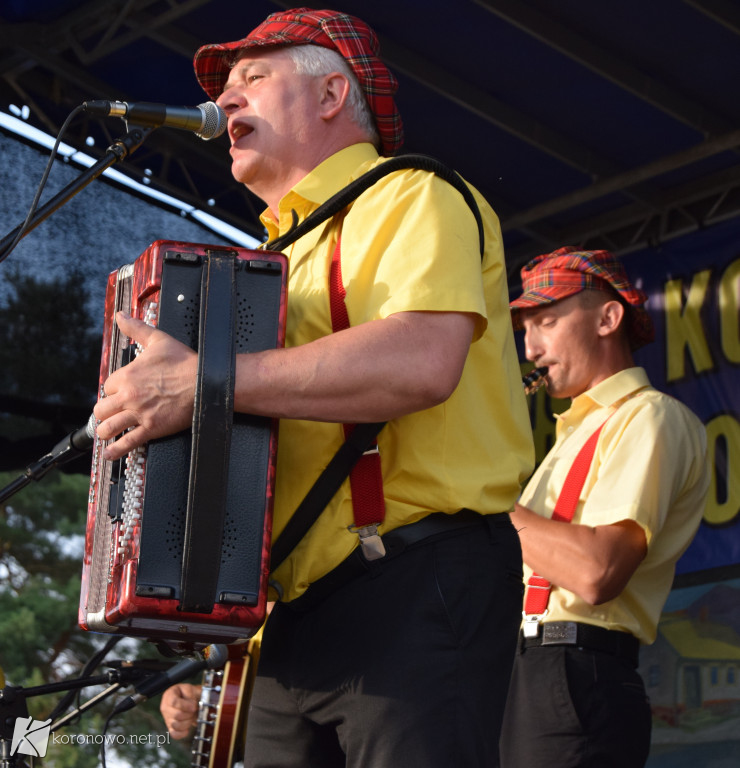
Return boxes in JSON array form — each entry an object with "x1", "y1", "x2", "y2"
[
  {"x1": 328, "y1": 235, "x2": 387, "y2": 560},
  {"x1": 521, "y1": 417, "x2": 611, "y2": 637}
]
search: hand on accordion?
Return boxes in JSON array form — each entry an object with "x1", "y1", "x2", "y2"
[{"x1": 94, "y1": 311, "x2": 197, "y2": 461}]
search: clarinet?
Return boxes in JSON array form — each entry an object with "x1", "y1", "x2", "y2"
[{"x1": 522, "y1": 366, "x2": 548, "y2": 395}]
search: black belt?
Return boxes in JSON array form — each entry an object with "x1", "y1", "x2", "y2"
[
  {"x1": 521, "y1": 621, "x2": 640, "y2": 667},
  {"x1": 286, "y1": 508, "x2": 504, "y2": 612}
]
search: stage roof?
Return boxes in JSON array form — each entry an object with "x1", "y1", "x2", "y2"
[{"x1": 1, "y1": 0, "x2": 739, "y2": 283}]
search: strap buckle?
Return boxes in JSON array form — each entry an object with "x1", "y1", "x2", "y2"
[
  {"x1": 522, "y1": 610, "x2": 548, "y2": 638},
  {"x1": 349, "y1": 523, "x2": 386, "y2": 561}
]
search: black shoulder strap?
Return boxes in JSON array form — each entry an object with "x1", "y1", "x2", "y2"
[
  {"x1": 269, "y1": 421, "x2": 385, "y2": 573},
  {"x1": 268, "y1": 154, "x2": 486, "y2": 577},
  {"x1": 265, "y1": 153, "x2": 485, "y2": 258}
]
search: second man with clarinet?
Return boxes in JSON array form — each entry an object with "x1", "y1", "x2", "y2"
[{"x1": 501, "y1": 246, "x2": 710, "y2": 768}]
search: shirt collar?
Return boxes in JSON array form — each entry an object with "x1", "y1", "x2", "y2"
[
  {"x1": 260, "y1": 143, "x2": 380, "y2": 239},
  {"x1": 582, "y1": 366, "x2": 651, "y2": 408},
  {"x1": 556, "y1": 367, "x2": 651, "y2": 428}
]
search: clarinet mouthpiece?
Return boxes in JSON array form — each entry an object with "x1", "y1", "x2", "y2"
[{"x1": 522, "y1": 366, "x2": 548, "y2": 395}]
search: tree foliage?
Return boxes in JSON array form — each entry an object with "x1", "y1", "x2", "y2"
[
  {"x1": 0, "y1": 267, "x2": 100, "y2": 404},
  {"x1": 0, "y1": 268, "x2": 100, "y2": 474},
  {"x1": 0, "y1": 472, "x2": 193, "y2": 767}
]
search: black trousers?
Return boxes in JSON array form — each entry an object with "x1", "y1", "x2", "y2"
[
  {"x1": 244, "y1": 515, "x2": 523, "y2": 768},
  {"x1": 499, "y1": 643, "x2": 652, "y2": 768}
]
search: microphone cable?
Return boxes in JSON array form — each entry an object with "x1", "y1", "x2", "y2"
[
  {"x1": 47, "y1": 635, "x2": 124, "y2": 724},
  {"x1": 0, "y1": 104, "x2": 84, "y2": 265}
]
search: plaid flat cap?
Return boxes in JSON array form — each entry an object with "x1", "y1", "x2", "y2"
[
  {"x1": 510, "y1": 246, "x2": 654, "y2": 348},
  {"x1": 193, "y1": 7, "x2": 403, "y2": 156}
]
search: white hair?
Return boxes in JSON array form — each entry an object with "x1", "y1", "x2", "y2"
[{"x1": 283, "y1": 45, "x2": 381, "y2": 149}]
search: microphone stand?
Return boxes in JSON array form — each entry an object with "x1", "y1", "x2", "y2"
[
  {"x1": 0, "y1": 125, "x2": 153, "y2": 258},
  {"x1": 0, "y1": 123, "x2": 155, "y2": 503},
  {"x1": 0, "y1": 665, "x2": 155, "y2": 767},
  {"x1": 0, "y1": 123, "x2": 170, "y2": 767}
]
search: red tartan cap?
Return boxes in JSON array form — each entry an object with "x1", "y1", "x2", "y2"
[
  {"x1": 510, "y1": 246, "x2": 654, "y2": 348},
  {"x1": 193, "y1": 7, "x2": 403, "y2": 156}
]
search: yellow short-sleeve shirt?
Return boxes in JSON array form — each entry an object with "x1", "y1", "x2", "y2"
[
  {"x1": 520, "y1": 367, "x2": 710, "y2": 643},
  {"x1": 262, "y1": 144, "x2": 534, "y2": 602}
]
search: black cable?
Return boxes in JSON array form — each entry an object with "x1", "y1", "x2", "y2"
[
  {"x1": 47, "y1": 635, "x2": 123, "y2": 722},
  {"x1": 0, "y1": 104, "x2": 85, "y2": 264},
  {"x1": 99, "y1": 710, "x2": 116, "y2": 768}
]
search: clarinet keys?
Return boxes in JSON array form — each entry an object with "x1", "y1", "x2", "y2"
[{"x1": 522, "y1": 366, "x2": 549, "y2": 395}]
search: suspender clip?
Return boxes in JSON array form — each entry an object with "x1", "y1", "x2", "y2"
[
  {"x1": 522, "y1": 610, "x2": 548, "y2": 638},
  {"x1": 349, "y1": 523, "x2": 386, "y2": 561}
]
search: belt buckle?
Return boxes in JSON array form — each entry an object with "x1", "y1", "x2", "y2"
[{"x1": 542, "y1": 621, "x2": 578, "y2": 646}]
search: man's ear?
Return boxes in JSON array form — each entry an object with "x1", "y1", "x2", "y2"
[
  {"x1": 318, "y1": 72, "x2": 351, "y2": 119},
  {"x1": 598, "y1": 300, "x2": 626, "y2": 338}
]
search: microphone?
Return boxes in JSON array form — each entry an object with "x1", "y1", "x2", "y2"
[
  {"x1": 112, "y1": 644, "x2": 229, "y2": 715},
  {"x1": 56, "y1": 412, "x2": 97, "y2": 455},
  {"x1": 17, "y1": 413, "x2": 97, "y2": 484},
  {"x1": 83, "y1": 100, "x2": 227, "y2": 140},
  {"x1": 0, "y1": 413, "x2": 98, "y2": 503}
]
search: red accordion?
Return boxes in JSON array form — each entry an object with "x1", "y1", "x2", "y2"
[{"x1": 79, "y1": 240, "x2": 287, "y2": 648}]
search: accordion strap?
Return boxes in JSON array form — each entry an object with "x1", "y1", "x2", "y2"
[
  {"x1": 180, "y1": 251, "x2": 237, "y2": 613},
  {"x1": 264, "y1": 153, "x2": 484, "y2": 258},
  {"x1": 269, "y1": 421, "x2": 385, "y2": 572},
  {"x1": 269, "y1": 228, "x2": 386, "y2": 572}
]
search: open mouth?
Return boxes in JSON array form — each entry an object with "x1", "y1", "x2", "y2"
[{"x1": 230, "y1": 120, "x2": 254, "y2": 142}]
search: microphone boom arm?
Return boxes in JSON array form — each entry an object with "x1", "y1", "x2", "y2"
[
  {"x1": 0, "y1": 125, "x2": 152, "y2": 258},
  {"x1": 0, "y1": 122, "x2": 154, "y2": 504}
]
